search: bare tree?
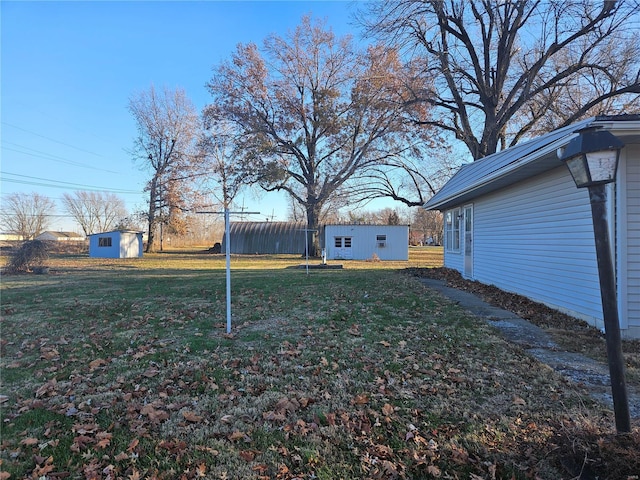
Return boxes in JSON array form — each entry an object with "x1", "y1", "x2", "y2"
[
  {"x1": 198, "y1": 120, "x2": 249, "y2": 210},
  {"x1": 0, "y1": 192, "x2": 55, "y2": 240},
  {"x1": 363, "y1": 0, "x2": 640, "y2": 159},
  {"x1": 206, "y1": 16, "x2": 430, "y2": 255},
  {"x1": 412, "y1": 208, "x2": 443, "y2": 245},
  {"x1": 62, "y1": 191, "x2": 127, "y2": 236},
  {"x1": 129, "y1": 85, "x2": 200, "y2": 252}
]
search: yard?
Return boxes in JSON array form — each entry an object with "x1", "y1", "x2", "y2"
[{"x1": 1, "y1": 247, "x2": 638, "y2": 479}]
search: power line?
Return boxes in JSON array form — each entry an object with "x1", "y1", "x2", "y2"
[
  {"x1": 1, "y1": 172, "x2": 143, "y2": 195},
  {"x1": 2, "y1": 121, "x2": 104, "y2": 157},
  {"x1": 2, "y1": 143, "x2": 121, "y2": 174}
]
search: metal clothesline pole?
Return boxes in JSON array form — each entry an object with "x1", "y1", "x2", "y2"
[
  {"x1": 296, "y1": 228, "x2": 318, "y2": 275},
  {"x1": 197, "y1": 208, "x2": 260, "y2": 333}
]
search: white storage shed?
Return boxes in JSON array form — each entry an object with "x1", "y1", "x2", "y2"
[
  {"x1": 89, "y1": 230, "x2": 143, "y2": 259},
  {"x1": 324, "y1": 224, "x2": 409, "y2": 261}
]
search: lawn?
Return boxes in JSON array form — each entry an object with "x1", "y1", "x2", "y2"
[{"x1": 1, "y1": 247, "x2": 637, "y2": 479}]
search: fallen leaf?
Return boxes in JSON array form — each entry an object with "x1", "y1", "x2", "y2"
[
  {"x1": 96, "y1": 431, "x2": 112, "y2": 449},
  {"x1": 20, "y1": 437, "x2": 39, "y2": 446},
  {"x1": 142, "y1": 367, "x2": 159, "y2": 378},
  {"x1": 382, "y1": 403, "x2": 394, "y2": 416},
  {"x1": 182, "y1": 411, "x2": 203, "y2": 423},
  {"x1": 353, "y1": 394, "x2": 369, "y2": 405},
  {"x1": 239, "y1": 450, "x2": 259, "y2": 461},
  {"x1": 88, "y1": 358, "x2": 107, "y2": 370},
  {"x1": 427, "y1": 465, "x2": 441, "y2": 477},
  {"x1": 195, "y1": 463, "x2": 207, "y2": 477},
  {"x1": 127, "y1": 438, "x2": 139, "y2": 452},
  {"x1": 114, "y1": 451, "x2": 129, "y2": 462}
]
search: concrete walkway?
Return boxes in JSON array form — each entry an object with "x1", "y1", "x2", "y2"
[{"x1": 419, "y1": 278, "x2": 640, "y2": 419}]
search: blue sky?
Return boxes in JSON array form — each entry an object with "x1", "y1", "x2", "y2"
[{"x1": 1, "y1": 0, "x2": 369, "y2": 232}]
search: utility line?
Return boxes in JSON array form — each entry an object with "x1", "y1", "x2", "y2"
[
  {"x1": 1, "y1": 172, "x2": 142, "y2": 195},
  {"x1": 2, "y1": 143, "x2": 120, "y2": 174},
  {"x1": 1, "y1": 121, "x2": 103, "y2": 157}
]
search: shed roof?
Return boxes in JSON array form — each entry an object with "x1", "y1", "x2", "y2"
[
  {"x1": 88, "y1": 230, "x2": 143, "y2": 236},
  {"x1": 424, "y1": 115, "x2": 640, "y2": 210}
]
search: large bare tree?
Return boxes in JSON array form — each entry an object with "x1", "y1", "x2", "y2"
[
  {"x1": 206, "y1": 16, "x2": 430, "y2": 254},
  {"x1": 62, "y1": 191, "x2": 127, "y2": 236},
  {"x1": 363, "y1": 0, "x2": 640, "y2": 160},
  {"x1": 129, "y1": 86, "x2": 200, "y2": 252},
  {"x1": 0, "y1": 192, "x2": 55, "y2": 240}
]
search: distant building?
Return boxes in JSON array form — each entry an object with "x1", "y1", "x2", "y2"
[
  {"x1": 222, "y1": 222, "x2": 307, "y2": 254},
  {"x1": 88, "y1": 230, "x2": 143, "y2": 259},
  {"x1": 35, "y1": 231, "x2": 85, "y2": 242},
  {"x1": 0, "y1": 233, "x2": 24, "y2": 241},
  {"x1": 324, "y1": 224, "x2": 409, "y2": 261}
]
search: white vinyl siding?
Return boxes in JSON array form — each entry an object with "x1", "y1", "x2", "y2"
[
  {"x1": 622, "y1": 146, "x2": 640, "y2": 337},
  {"x1": 471, "y1": 166, "x2": 605, "y2": 327}
]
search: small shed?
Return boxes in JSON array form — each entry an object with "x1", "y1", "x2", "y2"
[
  {"x1": 324, "y1": 224, "x2": 409, "y2": 261},
  {"x1": 36, "y1": 231, "x2": 85, "y2": 242},
  {"x1": 88, "y1": 230, "x2": 143, "y2": 259}
]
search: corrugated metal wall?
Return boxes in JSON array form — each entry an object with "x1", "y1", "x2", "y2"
[{"x1": 222, "y1": 222, "x2": 307, "y2": 254}]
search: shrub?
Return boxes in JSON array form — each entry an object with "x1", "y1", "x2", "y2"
[{"x1": 6, "y1": 240, "x2": 50, "y2": 273}]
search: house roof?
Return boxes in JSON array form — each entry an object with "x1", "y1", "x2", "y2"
[
  {"x1": 424, "y1": 115, "x2": 640, "y2": 210},
  {"x1": 37, "y1": 231, "x2": 84, "y2": 239}
]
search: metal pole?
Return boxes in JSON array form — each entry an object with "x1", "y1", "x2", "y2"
[
  {"x1": 588, "y1": 184, "x2": 631, "y2": 433},
  {"x1": 305, "y1": 232, "x2": 309, "y2": 275},
  {"x1": 225, "y1": 207, "x2": 232, "y2": 334}
]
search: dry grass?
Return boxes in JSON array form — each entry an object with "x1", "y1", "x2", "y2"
[{"x1": 1, "y1": 247, "x2": 638, "y2": 480}]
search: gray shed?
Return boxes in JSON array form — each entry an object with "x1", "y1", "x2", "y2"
[{"x1": 222, "y1": 222, "x2": 307, "y2": 254}]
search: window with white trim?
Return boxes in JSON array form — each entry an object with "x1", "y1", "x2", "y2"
[{"x1": 445, "y1": 209, "x2": 461, "y2": 252}]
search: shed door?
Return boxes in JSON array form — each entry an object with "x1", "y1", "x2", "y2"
[
  {"x1": 463, "y1": 205, "x2": 473, "y2": 278},
  {"x1": 334, "y1": 236, "x2": 353, "y2": 259}
]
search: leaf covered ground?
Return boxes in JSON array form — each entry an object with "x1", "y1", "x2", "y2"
[{"x1": 1, "y1": 251, "x2": 638, "y2": 479}]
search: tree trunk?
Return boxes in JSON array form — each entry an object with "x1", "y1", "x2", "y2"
[
  {"x1": 305, "y1": 202, "x2": 321, "y2": 257},
  {"x1": 146, "y1": 178, "x2": 158, "y2": 253}
]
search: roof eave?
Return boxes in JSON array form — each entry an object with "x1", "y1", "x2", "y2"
[{"x1": 424, "y1": 134, "x2": 580, "y2": 211}]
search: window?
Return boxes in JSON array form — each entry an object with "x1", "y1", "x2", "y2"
[
  {"x1": 98, "y1": 236, "x2": 112, "y2": 247},
  {"x1": 376, "y1": 234, "x2": 386, "y2": 248},
  {"x1": 445, "y1": 209, "x2": 461, "y2": 252},
  {"x1": 335, "y1": 237, "x2": 352, "y2": 248}
]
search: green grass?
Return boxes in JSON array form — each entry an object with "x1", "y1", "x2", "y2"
[{"x1": 1, "y1": 247, "x2": 638, "y2": 479}]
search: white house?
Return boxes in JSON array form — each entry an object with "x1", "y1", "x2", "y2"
[
  {"x1": 88, "y1": 230, "x2": 143, "y2": 259},
  {"x1": 324, "y1": 224, "x2": 409, "y2": 261},
  {"x1": 36, "y1": 231, "x2": 85, "y2": 242},
  {"x1": 424, "y1": 114, "x2": 640, "y2": 339}
]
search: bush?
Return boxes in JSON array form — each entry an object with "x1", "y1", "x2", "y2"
[{"x1": 6, "y1": 240, "x2": 50, "y2": 273}]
